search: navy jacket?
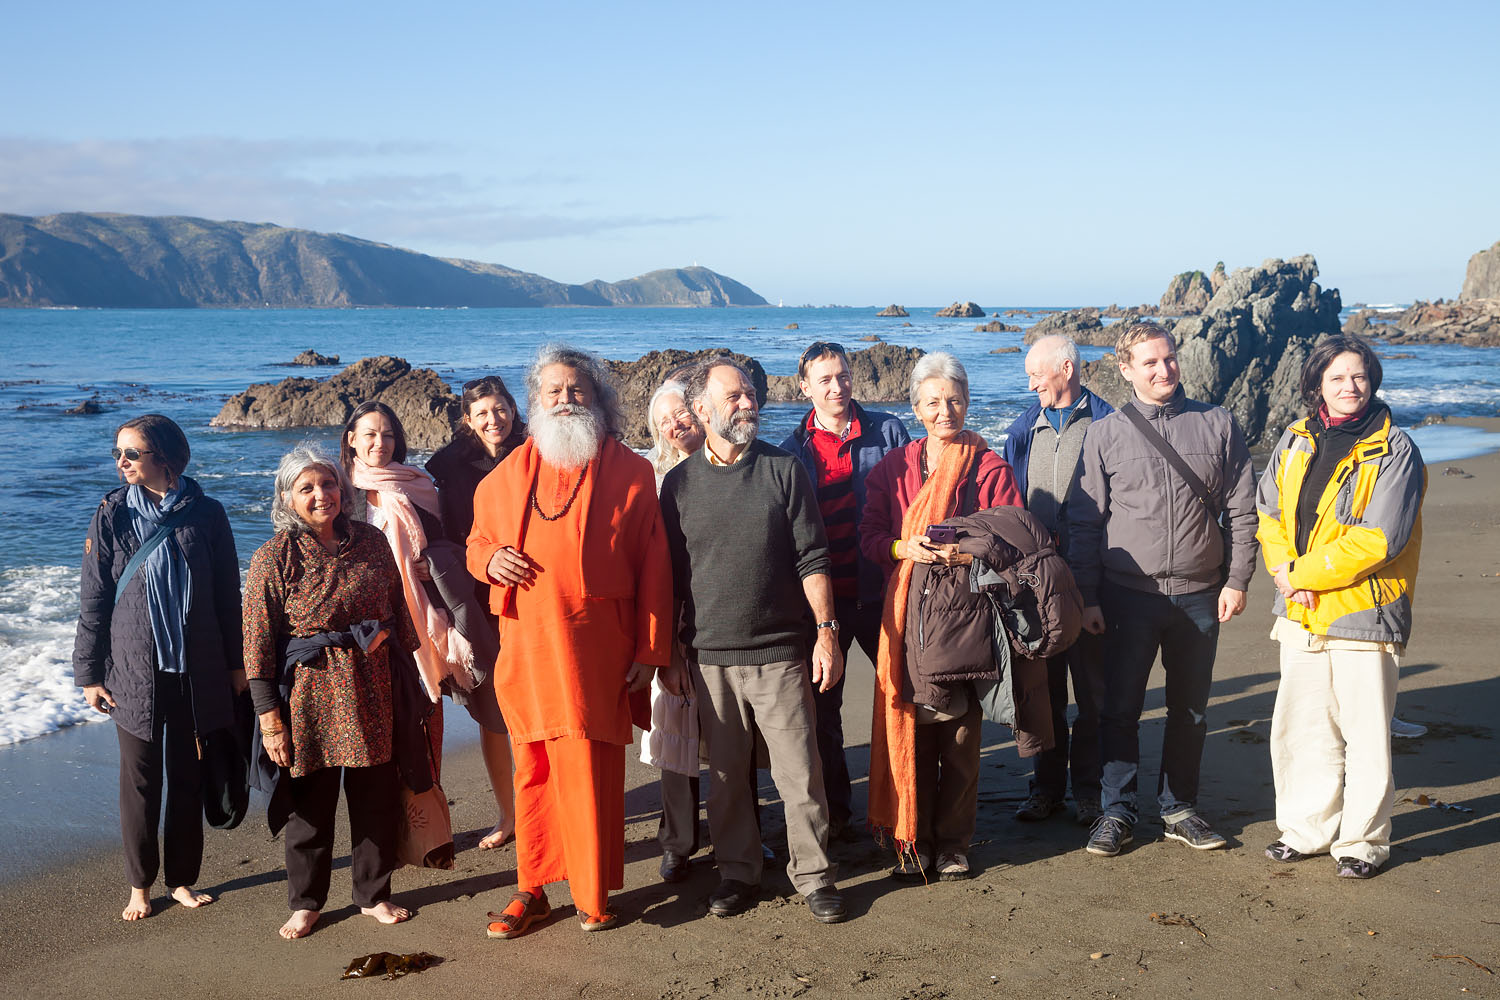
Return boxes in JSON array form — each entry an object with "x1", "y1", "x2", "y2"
[
  {"x1": 781, "y1": 400, "x2": 911, "y2": 604},
  {"x1": 1000, "y1": 388, "x2": 1115, "y2": 501},
  {"x1": 73, "y1": 477, "x2": 244, "y2": 742}
]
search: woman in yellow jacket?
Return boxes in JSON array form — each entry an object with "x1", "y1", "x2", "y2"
[{"x1": 1255, "y1": 335, "x2": 1425, "y2": 879}]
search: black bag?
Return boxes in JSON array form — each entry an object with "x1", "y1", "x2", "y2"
[{"x1": 201, "y1": 690, "x2": 253, "y2": 830}]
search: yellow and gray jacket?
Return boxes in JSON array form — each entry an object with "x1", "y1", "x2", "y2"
[{"x1": 1255, "y1": 411, "x2": 1425, "y2": 644}]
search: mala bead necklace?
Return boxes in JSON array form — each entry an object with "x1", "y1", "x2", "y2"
[{"x1": 530, "y1": 462, "x2": 589, "y2": 521}]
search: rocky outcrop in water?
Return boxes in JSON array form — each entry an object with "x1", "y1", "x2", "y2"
[
  {"x1": 876, "y1": 305, "x2": 909, "y2": 317},
  {"x1": 1024, "y1": 307, "x2": 1115, "y2": 346},
  {"x1": 936, "y1": 301, "x2": 985, "y2": 318},
  {"x1": 974, "y1": 320, "x2": 1021, "y2": 333},
  {"x1": 604, "y1": 349, "x2": 768, "y2": 449},
  {"x1": 1460, "y1": 241, "x2": 1500, "y2": 302},
  {"x1": 290, "y1": 349, "x2": 339, "y2": 366},
  {"x1": 1376, "y1": 298, "x2": 1500, "y2": 347},
  {"x1": 1159, "y1": 270, "x2": 1214, "y2": 315},
  {"x1": 211, "y1": 356, "x2": 460, "y2": 450}
]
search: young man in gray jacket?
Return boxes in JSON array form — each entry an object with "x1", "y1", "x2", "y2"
[{"x1": 1066, "y1": 321, "x2": 1258, "y2": 857}]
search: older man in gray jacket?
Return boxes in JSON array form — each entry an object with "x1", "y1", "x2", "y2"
[{"x1": 1067, "y1": 321, "x2": 1258, "y2": 857}]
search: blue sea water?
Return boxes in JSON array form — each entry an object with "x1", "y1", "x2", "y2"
[{"x1": 1, "y1": 306, "x2": 1497, "y2": 745}]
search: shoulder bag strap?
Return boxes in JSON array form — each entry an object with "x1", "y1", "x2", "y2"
[
  {"x1": 959, "y1": 452, "x2": 983, "y2": 517},
  {"x1": 1120, "y1": 404, "x2": 1219, "y2": 519},
  {"x1": 114, "y1": 505, "x2": 192, "y2": 603}
]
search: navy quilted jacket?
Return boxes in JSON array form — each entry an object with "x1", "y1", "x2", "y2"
[{"x1": 73, "y1": 477, "x2": 244, "y2": 742}]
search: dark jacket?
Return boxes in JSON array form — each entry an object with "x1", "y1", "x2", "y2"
[
  {"x1": 73, "y1": 477, "x2": 244, "y2": 743},
  {"x1": 426, "y1": 431, "x2": 524, "y2": 546},
  {"x1": 781, "y1": 401, "x2": 911, "y2": 604}
]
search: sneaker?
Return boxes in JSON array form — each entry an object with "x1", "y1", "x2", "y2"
[
  {"x1": 1015, "y1": 793, "x2": 1065, "y2": 822},
  {"x1": 1264, "y1": 840, "x2": 1308, "y2": 862},
  {"x1": 936, "y1": 852, "x2": 971, "y2": 880},
  {"x1": 1391, "y1": 716, "x2": 1427, "y2": 739},
  {"x1": 1163, "y1": 814, "x2": 1227, "y2": 851},
  {"x1": 1085, "y1": 816, "x2": 1133, "y2": 857},
  {"x1": 1335, "y1": 857, "x2": 1379, "y2": 879},
  {"x1": 1074, "y1": 793, "x2": 1103, "y2": 826}
]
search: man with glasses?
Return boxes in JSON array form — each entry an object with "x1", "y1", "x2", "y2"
[{"x1": 780, "y1": 341, "x2": 910, "y2": 841}]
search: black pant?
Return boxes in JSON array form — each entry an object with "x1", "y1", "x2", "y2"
[
  {"x1": 116, "y1": 671, "x2": 203, "y2": 891},
  {"x1": 1028, "y1": 630, "x2": 1106, "y2": 801},
  {"x1": 812, "y1": 596, "x2": 882, "y2": 829},
  {"x1": 657, "y1": 762, "x2": 761, "y2": 856},
  {"x1": 284, "y1": 760, "x2": 400, "y2": 911}
]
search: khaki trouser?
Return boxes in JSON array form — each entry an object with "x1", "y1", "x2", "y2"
[
  {"x1": 1270, "y1": 634, "x2": 1398, "y2": 866},
  {"x1": 690, "y1": 657, "x2": 837, "y2": 896}
]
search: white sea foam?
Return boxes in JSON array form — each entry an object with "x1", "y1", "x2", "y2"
[
  {"x1": 0, "y1": 565, "x2": 103, "y2": 745},
  {"x1": 1382, "y1": 385, "x2": 1500, "y2": 412}
]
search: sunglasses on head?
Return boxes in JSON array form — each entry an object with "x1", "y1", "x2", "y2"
[
  {"x1": 111, "y1": 447, "x2": 154, "y2": 462},
  {"x1": 800, "y1": 341, "x2": 846, "y2": 362}
]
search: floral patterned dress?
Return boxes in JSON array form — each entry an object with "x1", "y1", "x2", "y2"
[{"x1": 243, "y1": 521, "x2": 420, "y2": 778}]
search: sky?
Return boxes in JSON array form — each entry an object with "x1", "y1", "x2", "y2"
[{"x1": 3, "y1": 1, "x2": 1497, "y2": 306}]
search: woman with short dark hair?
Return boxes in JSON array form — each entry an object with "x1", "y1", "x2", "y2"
[
  {"x1": 1256, "y1": 334, "x2": 1424, "y2": 880},
  {"x1": 73, "y1": 413, "x2": 245, "y2": 921}
]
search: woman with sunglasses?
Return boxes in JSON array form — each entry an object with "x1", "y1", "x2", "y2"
[
  {"x1": 426, "y1": 376, "x2": 528, "y2": 849},
  {"x1": 74, "y1": 414, "x2": 246, "y2": 921}
]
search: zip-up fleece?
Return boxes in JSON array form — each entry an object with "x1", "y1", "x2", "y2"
[
  {"x1": 1255, "y1": 410, "x2": 1425, "y2": 644},
  {"x1": 1067, "y1": 388, "x2": 1258, "y2": 604}
]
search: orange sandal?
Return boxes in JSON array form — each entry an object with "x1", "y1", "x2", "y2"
[
  {"x1": 486, "y1": 889, "x2": 550, "y2": 939},
  {"x1": 578, "y1": 910, "x2": 619, "y2": 932}
]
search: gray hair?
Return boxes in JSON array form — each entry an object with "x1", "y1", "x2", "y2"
[
  {"x1": 682, "y1": 356, "x2": 753, "y2": 413},
  {"x1": 648, "y1": 379, "x2": 700, "y2": 476},
  {"x1": 524, "y1": 342, "x2": 625, "y2": 439},
  {"x1": 271, "y1": 445, "x2": 354, "y2": 536},
  {"x1": 1028, "y1": 334, "x2": 1081, "y2": 375},
  {"x1": 909, "y1": 351, "x2": 969, "y2": 406}
]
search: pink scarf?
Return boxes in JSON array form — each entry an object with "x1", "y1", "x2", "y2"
[{"x1": 348, "y1": 458, "x2": 474, "y2": 701}]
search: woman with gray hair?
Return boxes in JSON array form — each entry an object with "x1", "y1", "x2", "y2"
[
  {"x1": 648, "y1": 377, "x2": 705, "y2": 484},
  {"x1": 243, "y1": 446, "x2": 421, "y2": 939}
]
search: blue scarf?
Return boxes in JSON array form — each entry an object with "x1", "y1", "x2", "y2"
[{"x1": 125, "y1": 480, "x2": 194, "y2": 674}]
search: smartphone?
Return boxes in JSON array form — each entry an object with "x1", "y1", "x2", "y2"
[{"x1": 925, "y1": 524, "x2": 959, "y2": 545}]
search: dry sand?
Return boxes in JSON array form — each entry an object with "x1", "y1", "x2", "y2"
[{"x1": 2, "y1": 422, "x2": 1497, "y2": 999}]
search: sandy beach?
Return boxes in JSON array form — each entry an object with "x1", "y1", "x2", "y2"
[{"x1": 2, "y1": 420, "x2": 1497, "y2": 1000}]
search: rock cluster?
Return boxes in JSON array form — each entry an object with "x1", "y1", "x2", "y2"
[
  {"x1": 1159, "y1": 270, "x2": 1214, "y2": 315},
  {"x1": 876, "y1": 305, "x2": 909, "y2": 317},
  {"x1": 212, "y1": 356, "x2": 461, "y2": 450},
  {"x1": 290, "y1": 349, "x2": 340, "y2": 366},
  {"x1": 936, "y1": 301, "x2": 985, "y2": 318},
  {"x1": 1460, "y1": 241, "x2": 1500, "y2": 302},
  {"x1": 1378, "y1": 299, "x2": 1500, "y2": 347},
  {"x1": 973, "y1": 320, "x2": 1021, "y2": 333},
  {"x1": 604, "y1": 349, "x2": 768, "y2": 449},
  {"x1": 1024, "y1": 308, "x2": 1115, "y2": 346}
]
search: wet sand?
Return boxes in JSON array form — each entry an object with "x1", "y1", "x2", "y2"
[{"x1": 3, "y1": 420, "x2": 1497, "y2": 999}]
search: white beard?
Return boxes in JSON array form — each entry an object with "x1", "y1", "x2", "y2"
[{"x1": 531, "y1": 403, "x2": 603, "y2": 469}]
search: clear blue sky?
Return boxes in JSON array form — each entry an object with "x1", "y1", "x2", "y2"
[{"x1": 3, "y1": 1, "x2": 1496, "y2": 305}]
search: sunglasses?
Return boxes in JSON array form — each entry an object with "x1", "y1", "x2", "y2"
[
  {"x1": 111, "y1": 447, "x2": 154, "y2": 462},
  {"x1": 799, "y1": 341, "x2": 846, "y2": 363}
]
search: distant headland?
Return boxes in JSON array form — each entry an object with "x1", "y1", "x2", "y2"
[{"x1": 0, "y1": 212, "x2": 768, "y2": 309}]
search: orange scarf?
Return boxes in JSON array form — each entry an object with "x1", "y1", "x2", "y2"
[{"x1": 866, "y1": 430, "x2": 986, "y2": 851}]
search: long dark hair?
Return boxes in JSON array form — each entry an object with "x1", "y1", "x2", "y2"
[
  {"x1": 1299, "y1": 335, "x2": 1383, "y2": 415},
  {"x1": 341, "y1": 400, "x2": 408, "y2": 472},
  {"x1": 457, "y1": 376, "x2": 527, "y2": 448},
  {"x1": 116, "y1": 413, "x2": 190, "y2": 486}
]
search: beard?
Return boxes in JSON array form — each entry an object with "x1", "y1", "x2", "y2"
[
  {"x1": 530, "y1": 402, "x2": 603, "y2": 469},
  {"x1": 710, "y1": 406, "x2": 760, "y2": 446}
]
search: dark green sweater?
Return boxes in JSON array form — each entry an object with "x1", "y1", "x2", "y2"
[{"x1": 660, "y1": 440, "x2": 831, "y2": 665}]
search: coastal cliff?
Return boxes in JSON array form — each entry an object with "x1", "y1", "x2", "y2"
[{"x1": 0, "y1": 213, "x2": 767, "y2": 308}]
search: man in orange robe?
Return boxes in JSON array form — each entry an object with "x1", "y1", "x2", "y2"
[{"x1": 467, "y1": 344, "x2": 672, "y2": 935}]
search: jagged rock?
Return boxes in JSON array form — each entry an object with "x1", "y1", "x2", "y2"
[
  {"x1": 1343, "y1": 311, "x2": 1373, "y2": 334},
  {"x1": 765, "y1": 375, "x2": 800, "y2": 402},
  {"x1": 605, "y1": 349, "x2": 767, "y2": 449},
  {"x1": 1024, "y1": 308, "x2": 1115, "y2": 346},
  {"x1": 990, "y1": 346, "x2": 1021, "y2": 354},
  {"x1": 211, "y1": 355, "x2": 460, "y2": 450},
  {"x1": 974, "y1": 320, "x2": 1021, "y2": 333},
  {"x1": 290, "y1": 349, "x2": 339, "y2": 366},
  {"x1": 859, "y1": 334, "x2": 883, "y2": 342},
  {"x1": 764, "y1": 343, "x2": 925, "y2": 406},
  {"x1": 936, "y1": 301, "x2": 985, "y2": 318},
  {"x1": 786, "y1": 323, "x2": 799, "y2": 330},
  {"x1": 1460, "y1": 241, "x2": 1500, "y2": 302},
  {"x1": 1379, "y1": 298, "x2": 1500, "y2": 346},
  {"x1": 1210, "y1": 262, "x2": 1228, "y2": 294},
  {"x1": 1080, "y1": 353, "x2": 1131, "y2": 408},
  {"x1": 64, "y1": 398, "x2": 103, "y2": 415},
  {"x1": 876, "y1": 305, "x2": 909, "y2": 317},
  {"x1": 1004, "y1": 309, "x2": 1033, "y2": 318},
  {"x1": 1100, "y1": 304, "x2": 1149, "y2": 319},
  {"x1": 1159, "y1": 270, "x2": 1214, "y2": 315}
]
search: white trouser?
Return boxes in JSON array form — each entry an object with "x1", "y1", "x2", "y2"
[{"x1": 1270, "y1": 634, "x2": 1398, "y2": 866}]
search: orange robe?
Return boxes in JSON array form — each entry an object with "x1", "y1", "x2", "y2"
[{"x1": 468, "y1": 436, "x2": 672, "y2": 914}]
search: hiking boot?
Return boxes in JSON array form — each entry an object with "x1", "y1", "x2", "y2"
[
  {"x1": 1163, "y1": 814, "x2": 1227, "y2": 851},
  {"x1": 1074, "y1": 793, "x2": 1103, "y2": 826},
  {"x1": 1085, "y1": 816, "x2": 1133, "y2": 857},
  {"x1": 1015, "y1": 793, "x2": 1065, "y2": 822}
]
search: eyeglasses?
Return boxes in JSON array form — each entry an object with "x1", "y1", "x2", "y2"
[{"x1": 111, "y1": 447, "x2": 154, "y2": 462}]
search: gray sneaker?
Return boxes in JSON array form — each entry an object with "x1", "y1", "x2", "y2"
[
  {"x1": 1015, "y1": 793, "x2": 1065, "y2": 822},
  {"x1": 1085, "y1": 816, "x2": 1133, "y2": 857},
  {"x1": 1163, "y1": 814, "x2": 1227, "y2": 851}
]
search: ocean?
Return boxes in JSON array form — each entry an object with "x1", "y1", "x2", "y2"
[{"x1": 2, "y1": 305, "x2": 1498, "y2": 747}]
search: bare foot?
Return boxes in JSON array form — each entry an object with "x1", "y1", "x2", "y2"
[
  {"x1": 122, "y1": 888, "x2": 151, "y2": 921},
  {"x1": 478, "y1": 819, "x2": 515, "y2": 850},
  {"x1": 279, "y1": 909, "x2": 320, "y2": 940},
  {"x1": 361, "y1": 901, "x2": 412, "y2": 925},
  {"x1": 170, "y1": 886, "x2": 215, "y2": 908}
]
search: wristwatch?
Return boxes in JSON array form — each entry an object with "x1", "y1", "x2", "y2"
[{"x1": 816, "y1": 620, "x2": 840, "y2": 632}]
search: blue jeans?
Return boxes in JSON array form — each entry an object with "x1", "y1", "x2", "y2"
[{"x1": 1098, "y1": 582, "x2": 1220, "y2": 825}]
